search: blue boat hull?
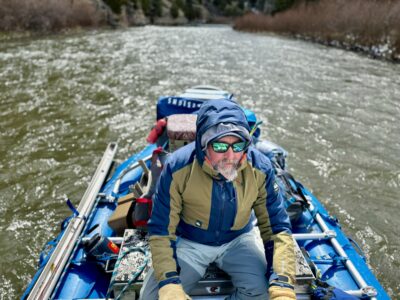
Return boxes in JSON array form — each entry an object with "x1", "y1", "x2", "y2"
[
  {"x1": 29, "y1": 143, "x2": 387, "y2": 300},
  {"x1": 23, "y1": 87, "x2": 390, "y2": 300}
]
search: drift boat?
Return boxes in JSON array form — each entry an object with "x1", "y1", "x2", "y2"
[{"x1": 22, "y1": 87, "x2": 390, "y2": 300}]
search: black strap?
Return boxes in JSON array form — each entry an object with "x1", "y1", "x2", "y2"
[{"x1": 274, "y1": 164, "x2": 309, "y2": 208}]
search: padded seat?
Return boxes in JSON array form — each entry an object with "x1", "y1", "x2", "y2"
[{"x1": 167, "y1": 114, "x2": 197, "y2": 151}]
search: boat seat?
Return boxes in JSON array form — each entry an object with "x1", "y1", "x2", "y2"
[
  {"x1": 166, "y1": 114, "x2": 197, "y2": 152},
  {"x1": 190, "y1": 263, "x2": 234, "y2": 296}
]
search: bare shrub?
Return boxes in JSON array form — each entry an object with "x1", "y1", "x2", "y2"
[
  {"x1": 234, "y1": 0, "x2": 400, "y2": 60},
  {"x1": 0, "y1": 0, "x2": 105, "y2": 31}
]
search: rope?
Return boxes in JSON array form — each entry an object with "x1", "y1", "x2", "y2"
[
  {"x1": 106, "y1": 246, "x2": 150, "y2": 300},
  {"x1": 345, "y1": 237, "x2": 366, "y2": 261}
]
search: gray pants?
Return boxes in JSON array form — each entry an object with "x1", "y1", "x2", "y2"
[{"x1": 140, "y1": 229, "x2": 268, "y2": 300}]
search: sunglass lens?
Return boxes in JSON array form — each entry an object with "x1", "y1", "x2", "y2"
[
  {"x1": 233, "y1": 142, "x2": 246, "y2": 152},
  {"x1": 212, "y1": 142, "x2": 229, "y2": 153}
]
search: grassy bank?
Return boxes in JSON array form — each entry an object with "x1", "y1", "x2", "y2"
[
  {"x1": 234, "y1": 0, "x2": 400, "y2": 61},
  {"x1": 0, "y1": 0, "x2": 105, "y2": 31}
]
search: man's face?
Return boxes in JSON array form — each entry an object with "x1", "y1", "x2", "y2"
[{"x1": 206, "y1": 135, "x2": 244, "y2": 181}]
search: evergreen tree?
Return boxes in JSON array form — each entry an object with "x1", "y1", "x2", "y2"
[
  {"x1": 170, "y1": 0, "x2": 180, "y2": 18},
  {"x1": 275, "y1": 0, "x2": 294, "y2": 12},
  {"x1": 104, "y1": 0, "x2": 129, "y2": 14},
  {"x1": 141, "y1": 0, "x2": 151, "y2": 15},
  {"x1": 185, "y1": 0, "x2": 195, "y2": 20},
  {"x1": 153, "y1": 0, "x2": 163, "y2": 17}
]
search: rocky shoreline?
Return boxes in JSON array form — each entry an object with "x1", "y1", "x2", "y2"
[
  {"x1": 233, "y1": 0, "x2": 400, "y2": 63},
  {"x1": 299, "y1": 35, "x2": 400, "y2": 63}
]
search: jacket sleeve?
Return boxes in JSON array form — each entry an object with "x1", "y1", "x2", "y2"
[
  {"x1": 147, "y1": 159, "x2": 183, "y2": 288},
  {"x1": 253, "y1": 164, "x2": 296, "y2": 286}
]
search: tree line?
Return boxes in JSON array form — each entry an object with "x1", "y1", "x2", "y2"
[{"x1": 0, "y1": 0, "x2": 302, "y2": 31}]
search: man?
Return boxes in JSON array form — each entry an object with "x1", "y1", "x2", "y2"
[{"x1": 141, "y1": 99, "x2": 296, "y2": 300}]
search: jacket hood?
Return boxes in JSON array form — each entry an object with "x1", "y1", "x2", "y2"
[{"x1": 195, "y1": 99, "x2": 251, "y2": 166}]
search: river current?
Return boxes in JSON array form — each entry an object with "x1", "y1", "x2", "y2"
[{"x1": 0, "y1": 26, "x2": 399, "y2": 298}]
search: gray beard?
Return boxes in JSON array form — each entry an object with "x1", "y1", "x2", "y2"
[
  {"x1": 206, "y1": 149, "x2": 240, "y2": 181},
  {"x1": 214, "y1": 162, "x2": 238, "y2": 181}
]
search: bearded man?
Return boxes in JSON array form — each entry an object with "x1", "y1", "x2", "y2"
[{"x1": 141, "y1": 99, "x2": 296, "y2": 300}]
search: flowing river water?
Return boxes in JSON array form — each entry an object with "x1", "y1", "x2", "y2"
[{"x1": 0, "y1": 25, "x2": 399, "y2": 298}]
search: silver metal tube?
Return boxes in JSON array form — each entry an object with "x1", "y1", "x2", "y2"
[
  {"x1": 81, "y1": 236, "x2": 124, "y2": 245},
  {"x1": 314, "y1": 211, "x2": 368, "y2": 288},
  {"x1": 108, "y1": 178, "x2": 121, "y2": 202},
  {"x1": 345, "y1": 287, "x2": 377, "y2": 298},
  {"x1": 108, "y1": 237, "x2": 124, "y2": 244},
  {"x1": 293, "y1": 231, "x2": 336, "y2": 240},
  {"x1": 307, "y1": 199, "x2": 377, "y2": 299},
  {"x1": 27, "y1": 142, "x2": 118, "y2": 300},
  {"x1": 107, "y1": 155, "x2": 152, "y2": 202},
  {"x1": 116, "y1": 154, "x2": 152, "y2": 181},
  {"x1": 345, "y1": 290, "x2": 365, "y2": 297}
]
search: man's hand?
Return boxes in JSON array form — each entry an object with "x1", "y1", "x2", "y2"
[
  {"x1": 158, "y1": 283, "x2": 192, "y2": 300},
  {"x1": 269, "y1": 285, "x2": 296, "y2": 300}
]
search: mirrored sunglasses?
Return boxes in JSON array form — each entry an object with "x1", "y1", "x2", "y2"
[{"x1": 211, "y1": 141, "x2": 247, "y2": 153}]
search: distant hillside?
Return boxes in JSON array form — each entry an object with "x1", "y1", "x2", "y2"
[
  {"x1": 0, "y1": 0, "x2": 105, "y2": 31},
  {"x1": 0, "y1": 0, "x2": 297, "y2": 30},
  {"x1": 102, "y1": 0, "x2": 250, "y2": 25},
  {"x1": 0, "y1": 0, "x2": 261, "y2": 30}
]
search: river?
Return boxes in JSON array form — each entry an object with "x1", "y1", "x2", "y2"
[{"x1": 0, "y1": 25, "x2": 399, "y2": 298}]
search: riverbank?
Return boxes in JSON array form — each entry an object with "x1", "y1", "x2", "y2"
[
  {"x1": 0, "y1": 0, "x2": 238, "y2": 32},
  {"x1": 2, "y1": 0, "x2": 399, "y2": 62},
  {"x1": 0, "y1": 0, "x2": 107, "y2": 31},
  {"x1": 234, "y1": 0, "x2": 400, "y2": 62}
]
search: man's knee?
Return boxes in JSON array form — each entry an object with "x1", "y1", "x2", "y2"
[
  {"x1": 227, "y1": 283, "x2": 268, "y2": 300},
  {"x1": 226, "y1": 271, "x2": 268, "y2": 300},
  {"x1": 240, "y1": 276, "x2": 267, "y2": 296},
  {"x1": 139, "y1": 269, "x2": 159, "y2": 300},
  {"x1": 239, "y1": 283, "x2": 268, "y2": 298},
  {"x1": 139, "y1": 288, "x2": 158, "y2": 300},
  {"x1": 178, "y1": 258, "x2": 205, "y2": 293}
]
